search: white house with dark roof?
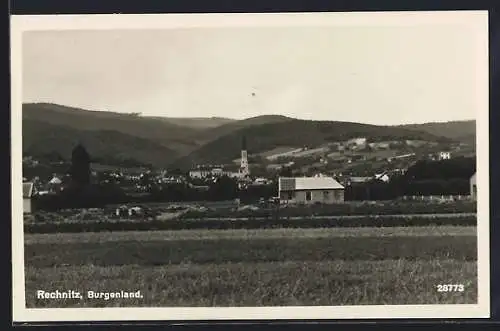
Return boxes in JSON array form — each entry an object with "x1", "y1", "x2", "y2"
[
  {"x1": 438, "y1": 151, "x2": 452, "y2": 160},
  {"x1": 278, "y1": 176, "x2": 344, "y2": 204},
  {"x1": 23, "y1": 182, "x2": 35, "y2": 214}
]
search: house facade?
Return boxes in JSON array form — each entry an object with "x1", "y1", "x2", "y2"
[
  {"x1": 23, "y1": 182, "x2": 34, "y2": 214},
  {"x1": 346, "y1": 137, "x2": 367, "y2": 148},
  {"x1": 48, "y1": 175, "x2": 64, "y2": 193},
  {"x1": 470, "y1": 172, "x2": 477, "y2": 200},
  {"x1": 438, "y1": 151, "x2": 452, "y2": 160},
  {"x1": 278, "y1": 176, "x2": 345, "y2": 204}
]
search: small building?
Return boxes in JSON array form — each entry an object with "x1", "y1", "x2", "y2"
[
  {"x1": 48, "y1": 175, "x2": 63, "y2": 193},
  {"x1": 278, "y1": 176, "x2": 344, "y2": 204},
  {"x1": 115, "y1": 205, "x2": 129, "y2": 217},
  {"x1": 374, "y1": 172, "x2": 390, "y2": 183},
  {"x1": 368, "y1": 142, "x2": 391, "y2": 150},
  {"x1": 388, "y1": 153, "x2": 416, "y2": 162},
  {"x1": 23, "y1": 182, "x2": 35, "y2": 214},
  {"x1": 346, "y1": 137, "x2": 367, "y2": 147},
  {"x1": 253, "y1": 178, "x2": 269, "y2": 185},
  {"x1": 470, "y1": 172, "x2": 477, "y2": 200},
  {"x1": 438, "y1": 151, "x2": 452, "y2": 160},
  {"x1": 188, "y1": 169, "x2": 210, "y2": 179},
  {"x1": 128, "y1": 207, "x2": 143, "y2": 217}
]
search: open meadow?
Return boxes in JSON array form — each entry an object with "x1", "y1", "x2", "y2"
[{"x1": 24, "y1": 225, "x2": 478, "y2": 308}]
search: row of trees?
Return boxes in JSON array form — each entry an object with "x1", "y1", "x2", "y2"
[
  {"x1": 32, "y1": 146, "x2": 476, "y2": 210},
  {"x1": 24, "y1": 149, "x2": 152, "y2": 174},
  {"x1": 347, "y1": 157, "x2": 475, "y2": 200},
  {"x1": 33, "y1": 176, "x2": 473, "y2": 211}
]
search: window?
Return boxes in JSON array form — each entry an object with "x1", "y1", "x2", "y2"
[
  {"x1": 323, "y1": 191, "x2": 330, "y2": 200},
  {"x1": 306, "y1": 191, "x2": 312, "y2": 201},
  {"x1": 280, "y1": 191, "x2": 294, "y2": 200}
]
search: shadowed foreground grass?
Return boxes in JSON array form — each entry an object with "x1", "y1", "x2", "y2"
[
  {"x1": 24, "y1": 226, "x2": 478, "y2": 307},
  {"x1": 25, "y1": 260, "x2": 477, "y2": 308},
  {"x1": 25, "y1": 234, "x2": 477, "y2": 268}
]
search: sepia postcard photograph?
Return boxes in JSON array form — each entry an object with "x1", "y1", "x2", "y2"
[{"x1": 11, "y1": 11, "x2": 490, "y2": 322}]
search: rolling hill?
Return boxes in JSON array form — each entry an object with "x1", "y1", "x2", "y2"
[
  {"x1": 148, "y1": 116, "x2": 236, "y2": 129},
  {"x1": 171, "y1": 119, "x2": 454, "y2": 168},
  {"x1": 22, "y1": 103, "x2": 203, "y2": 156},
  {"x1": 23, "y1": 119, "x2": 179, "y2": 167},
  {"x1": 190, "y1": 115, "x2": 294, "y2": 144},
  {"x1": 397, "y1": 120, "x2": 476, "y2": 142}
]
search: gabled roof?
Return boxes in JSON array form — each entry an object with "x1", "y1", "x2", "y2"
[
  {"x1": 23, "y1": 182, "x2": 34, "y2": 198},
  {"x1": 279, "y1": 177, "x2": 344, "y2": 191},
  {"x1": 49, "y1": 176, "x2": 62, "y2": 184},
  {"x1": 375, "y1": 172, "x2": 390, "y2": 180}
]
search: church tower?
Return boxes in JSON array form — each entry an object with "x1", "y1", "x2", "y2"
[{"x1": 240, "y1": 135, "x2": 249, "y2": 177}]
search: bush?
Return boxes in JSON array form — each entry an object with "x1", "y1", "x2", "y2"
[{"x1": 179, "y1": 200, "x2": 476, "y2": 219}]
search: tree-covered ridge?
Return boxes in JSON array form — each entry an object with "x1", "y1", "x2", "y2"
[
  {"x1": 174, "y1": 119, "x2": 454, "y2": 167},
  {"x1": 23, "y1": 103, "x2": 471, "y2": 169},
  {"x1": 23, "y1": 103, "x2": 202, "y2": 156},
  {"x1": 23, "y1": 119, "x2": 178, "y2": 167},
  {"x1": 397, "y1": 120, "x2": 476, "y2": 142}
]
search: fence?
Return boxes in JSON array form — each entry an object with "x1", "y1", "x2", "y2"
[{"x1": 399, "y1": 195, "x2": 473, "y2": 202}]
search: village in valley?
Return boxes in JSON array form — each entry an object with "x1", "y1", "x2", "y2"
[{"x1": 22, "y1": 127, "x2": 477, "y2": 221}]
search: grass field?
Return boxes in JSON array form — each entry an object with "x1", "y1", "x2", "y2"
[
  {"x1": 24, "y1": 225, "x2": 477, "y2": 308},
  {"x1": 24, "y1": 226, "x2": 476, "y2": 244}
]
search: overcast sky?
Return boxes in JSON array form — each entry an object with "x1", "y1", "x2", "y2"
[{"x1": 22, "y1": 21, "x2": 483, "y2": 125}]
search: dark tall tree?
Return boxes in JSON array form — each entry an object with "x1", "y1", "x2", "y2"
[
  {"x1": 278, "y1": 166, "x2": 293, "y2": 177},
  {"x1": 70, "y1": 143, "x2": 91, "y2": 188},
  {"x1": 209, "y1": 176, "x2": 238, "y2": 201}
]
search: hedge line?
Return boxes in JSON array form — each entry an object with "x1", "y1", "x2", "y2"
[
  {"x1": 25, "y1": 215, "x2": 477, "y2": 234},
  {"x1": 180, "y1": 201, "x2": 477, "y2": 219}
]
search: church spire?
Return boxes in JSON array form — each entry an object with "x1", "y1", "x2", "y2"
[{"x1": 240, "y1": 135, "x2": 249, "y2": 177}]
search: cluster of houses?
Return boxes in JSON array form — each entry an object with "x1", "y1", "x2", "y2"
[
  {"x1": 259, "y1": 137, "x2": 451, "y2": 159},
  {"x1": 22, "y1": 171, "x2": 478, "y2": 214},
  {"x1": 20, "y1": 134, "x2": 474, "y2": 213},
  {"x1": 188, "y1": 168, "x2": 243, "y2": 180},
  {"x1": 229, "y1": 136, "x2": 459, "y2": 181}
]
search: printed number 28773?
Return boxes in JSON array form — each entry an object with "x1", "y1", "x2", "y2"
[{"x1": 436, "y1": 284, "x2": 465, "y2": 292}]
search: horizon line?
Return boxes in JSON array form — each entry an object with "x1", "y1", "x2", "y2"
[{"x1": 22, "y1": 101, "x2": 476, "y2": 126}]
